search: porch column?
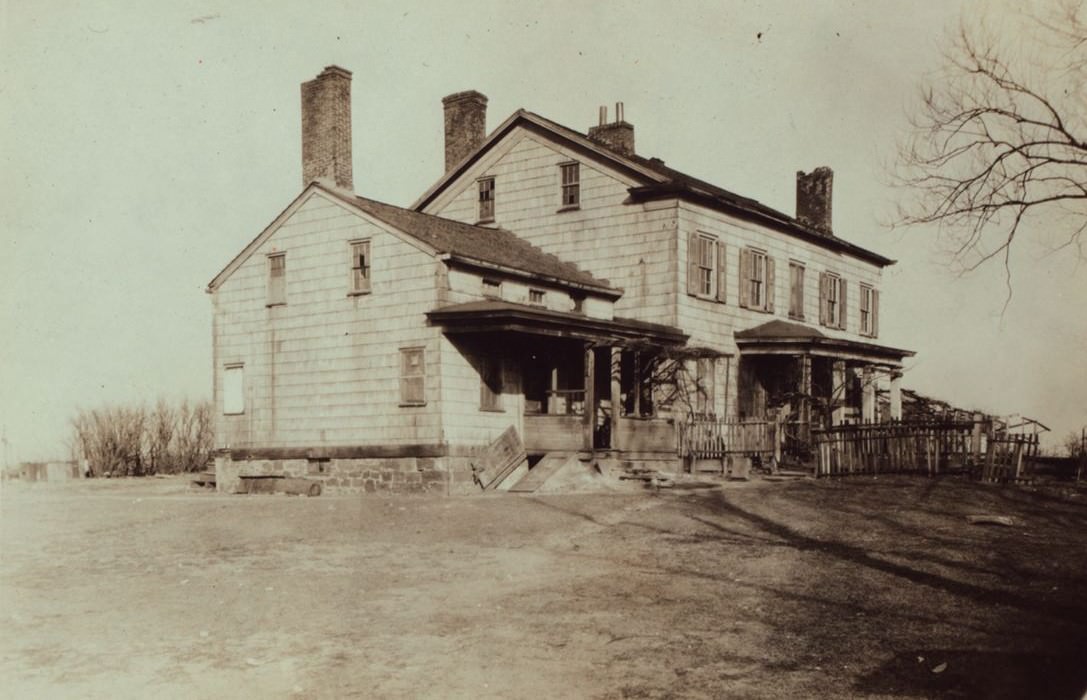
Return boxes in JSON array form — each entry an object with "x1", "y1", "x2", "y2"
[
  {"x1": 798, "y1": 354, "x2": 812, "y2": 444},
  {"x1": 583, "y1": 344, "x2": 595, "y2": 451},
  {"x1": 831, "y1": 360, "x2": 847, "y2": 426},
  {"x1": 889, "y1": 371, "x2": 903, "y2": 421},
  {"x1": 861, "y1": 366, "x2": 876, "y2": 424},
  {"x1": 610, "y1": 347, "x2": 622, "y2": 450}
]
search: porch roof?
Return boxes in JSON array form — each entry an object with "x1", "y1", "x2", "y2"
[
  {"x1": 427, "y1": 300, "x2": 688, "y2": 345},
  {"x1": 735, "y1": 319, "x2": 914, "y2": 365}
]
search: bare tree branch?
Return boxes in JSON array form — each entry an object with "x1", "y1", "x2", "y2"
[{"x1": 894, "y1": 2, "x2": 1087, "y2": 295}]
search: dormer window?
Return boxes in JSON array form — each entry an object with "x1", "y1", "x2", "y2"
[{"x1": 478, "y1": 177, "x2": 495, "y2": 222}]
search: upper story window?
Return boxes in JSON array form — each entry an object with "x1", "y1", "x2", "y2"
[
  {"x1": 482, "y1": 278, "x2": 502, "y2": 299},
  {"x1": 559, "y1": 162, "x2": 580, "y2": 209},
  {"x1": 223, "y1": 364, "x2": 245, "y2": 415},
  {"x1": 267, "y1": 253, "x2": 286, "y2": 306},
  {"x1": 739, "y1": 248, "x2": 775, "y2": 313},
  {"x1": 788, "y1": 261, "x2": 805, "y2": 321},
  {"x1": 529, "y1": 289, "x2": 546, "y2": 306},
  {"x1": 819, "y1": 272, "x2": 846, "y2": 330},
  {"x1": 399, "y1": 347, "x2": 426, "y2": 406},
  {"x1": 859, "y1": 284, "x2": 879, "y2": 337},
  {"x1": 478, "y1": 177, "x2": 495, "y2": 222},
  {"x1": 349, "y1": 239, "x2": 371, "y2": 294},
  {"x1": 686, "y1": 232, "x2": 725, "y2": 302}
]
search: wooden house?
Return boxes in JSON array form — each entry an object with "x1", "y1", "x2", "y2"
[{"x1": 208, "y1": 66, "x2": 912, "y2": 493}]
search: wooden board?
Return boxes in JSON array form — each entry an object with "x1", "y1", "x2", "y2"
[
  {"x1": 473, "y1": 426, "x2": 527, "y2": 490},
  {"x1": 508, "y1": 452, "x2": 571, "y2": 493}
]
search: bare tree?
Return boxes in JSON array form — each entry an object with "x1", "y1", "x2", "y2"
[
  {"x1": 895, "y1": 2, "x2": 1087, "y2": 290},
  {"x1": 146, "y1": 398, "x2": 176, "y2": 473}
]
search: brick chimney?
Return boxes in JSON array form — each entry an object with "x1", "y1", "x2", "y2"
[
  {"x1": 301, "y1": 65, "x2": 353, "y2": 190},
  {"x1": 442, "y1": 90, "x2": 488, "y2": 172},
  {"x1": 796, "y1": 167, "x2": 834, "y2": 235},
  {"x1": 588, "y1": 103, "x2": 635, "y2": 156}
]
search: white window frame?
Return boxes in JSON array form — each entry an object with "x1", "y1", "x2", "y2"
[
  {"x1": 859, "y1": 284, "x2": 876, "y2": 336},
  {"x1": 559, "y1": 162, "x2": 580, "y2": 209},
  {"x1": 399, "y1": 347, "x2": 426, "y2": 406},
  {"x1": 748, "y1": 250, "x2": 768, "y2": 310},
  {"x1": 528, "y1": 289, "x2": 546, "y2": 306},
  {"x1": 267, "y1": 252, "x2": 286, "y2": 306},
  {"x1": 478, "y1": 177, "x2": 495, "y2": 222},
  {"x1": 824, "y1": 273, "x2": 844, "y2": 329},
  {"x1": 349, "y1": 239, "x2": 371, "y2": 295},
  {"x1": 696, "y1": 234, "x2": 716, "y2": 298},
  {"x1": 223, "y1": 364, "x2": 245, "y2": 415}
]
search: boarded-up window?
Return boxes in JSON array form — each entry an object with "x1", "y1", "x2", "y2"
[
  {"x1": 859, "y1": 284, "x2": 878, "y2": 337},
  {"x1": 267, "y1": 253, "x2": 286, "y2": 306},
  {"x1": 223, "y1": 364, "x2": 244, "y2": 415},
  {"x1": 349, "y1": 240, "x2": 371, "y2": 294},
  {"x1": 480, "y1": 356, "x2": 503, "y2": 411},
  {"x1": 560, "y1": 162, "x2": 580, "y2": 208},
  {"x1": 478, "y1": 177, "x2": 495, "y2": 221},
  {"x1": 789, "y1": 262, "x2": 805, "y2": 320},
  {"x1": 399, "y1": 348, "x2": 425, "y2": 406}
]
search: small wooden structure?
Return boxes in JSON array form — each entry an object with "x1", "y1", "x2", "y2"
[
  {"x1": 978, "y1": 433, "x2": 1039, "y2": 484},
  {"x1": 678, "y1": 417, "x2": 777, "y2": 475}
]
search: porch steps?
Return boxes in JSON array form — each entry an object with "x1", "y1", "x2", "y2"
[{"x1": 507, "y1": 452, "x2": 574, "y2": 493}]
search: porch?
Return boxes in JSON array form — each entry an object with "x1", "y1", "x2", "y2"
[
  {"x1": 427, "y1": 300, "x2": 688, "y2": 457},
  {"x1": 735, "y1": 319, "x2": 915, "y2": 462}
]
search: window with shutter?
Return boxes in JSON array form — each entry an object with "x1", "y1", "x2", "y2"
[
  {"x1": 741, "y1": 248, "x2": 772, "y2": 312},
  {"x1": 267, "y1": 253, "x2": 286, "y2": 306},
  {"x1": 687, "y1": 232, "x2": 719, "y2": 299},
  {"x1": 399, "y1": 347, "x2": 426, "y2": 406},
  {"x1": 820, "y1": 272, "x2": 844, "y2": 329},
  {"x1": 860, "y1": 284, "x2": 875, "y2": 336},
  {"x1": 349, "y1": 240, "x2": 371, "y2": 294}
]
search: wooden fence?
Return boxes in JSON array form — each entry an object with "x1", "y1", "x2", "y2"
[
  {"x1": 978, "y1": 433, "x2": 1039, "y2": 484},
  {"x1": 678, "y1": 418, "x2": 777, "y2": 460},
  {"x1": 813, "y1": 420, "x2": 980, "y2": 477}
]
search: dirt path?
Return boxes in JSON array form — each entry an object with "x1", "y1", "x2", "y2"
[{"x1": 3, "y1": 476, "x2": 1086, "y2": 698}]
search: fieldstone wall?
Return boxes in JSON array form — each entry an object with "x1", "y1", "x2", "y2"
[{"x1": 215, "y1": 455, "x2": 478, "y2": 496}]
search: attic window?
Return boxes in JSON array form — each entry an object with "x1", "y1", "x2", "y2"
[
  {"x1": 559, "y1": 162, "x2": 580, "y2": 210},
  {"x1": 349, "y1": 239, "x2": 371, "y2": 295},
  {"x1": 478, "y1": 177, "x2": 495, "y2": 222},
  {"x1": 267, "y1": 253, "x2": 286, "y2": 306},
  {"x1": 529, "y1": 289, "x2": 545, "y2": 305},
  {"x1": 482, "y1": 278, "x2": 502, "y2": 299}
]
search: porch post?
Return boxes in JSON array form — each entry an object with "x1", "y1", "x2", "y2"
[
  {"x1": 831, "y1": 360, "x2": 847, "y2": 426},
  {"x1": 583, "y1": 344, "x2": 595, "y2": 451},
  {"x1": 610, "y1": 347, "x2": 622, "y2": 450},
  {"x1": 798, "y1": 354, "x2": 812, "y2": 444},
  {"x1": 889, "y1": 371, "x2": 903, "y2": 421},
  {"x1": 861, "y1": 366, "x2": 876, "y2": 423}
]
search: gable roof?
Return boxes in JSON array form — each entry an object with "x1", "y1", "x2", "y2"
[
  {"x1": 208, "y1": 182, "x2": 618, "y2": 295},
  {"x1": 412, "y1": 110, "x2": 895, "y2": 268}
]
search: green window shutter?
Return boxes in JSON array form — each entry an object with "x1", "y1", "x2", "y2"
[
  {"x1": 715, "y1": 242, "x2": 727, "y2": 303},
  {"x1": 686, "y1": 231, "x2": 700, "y2": 296}
]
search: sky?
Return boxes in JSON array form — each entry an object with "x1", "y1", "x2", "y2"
[{"x1": 2, "y1": 0, "x2": 1085, "y2": 462}]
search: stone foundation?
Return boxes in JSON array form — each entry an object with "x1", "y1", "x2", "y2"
[{"x1": 215, "y1": 454, "x2": 478, "y2": 496}]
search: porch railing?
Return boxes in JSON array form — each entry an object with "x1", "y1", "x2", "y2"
[{"x1": 678, "y1": 417, "x2": 777, "y2": 459}]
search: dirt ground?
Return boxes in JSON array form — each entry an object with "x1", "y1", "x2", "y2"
[{"x1": 2, "y1": 474, "x2": 1086, "y2": 699}]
